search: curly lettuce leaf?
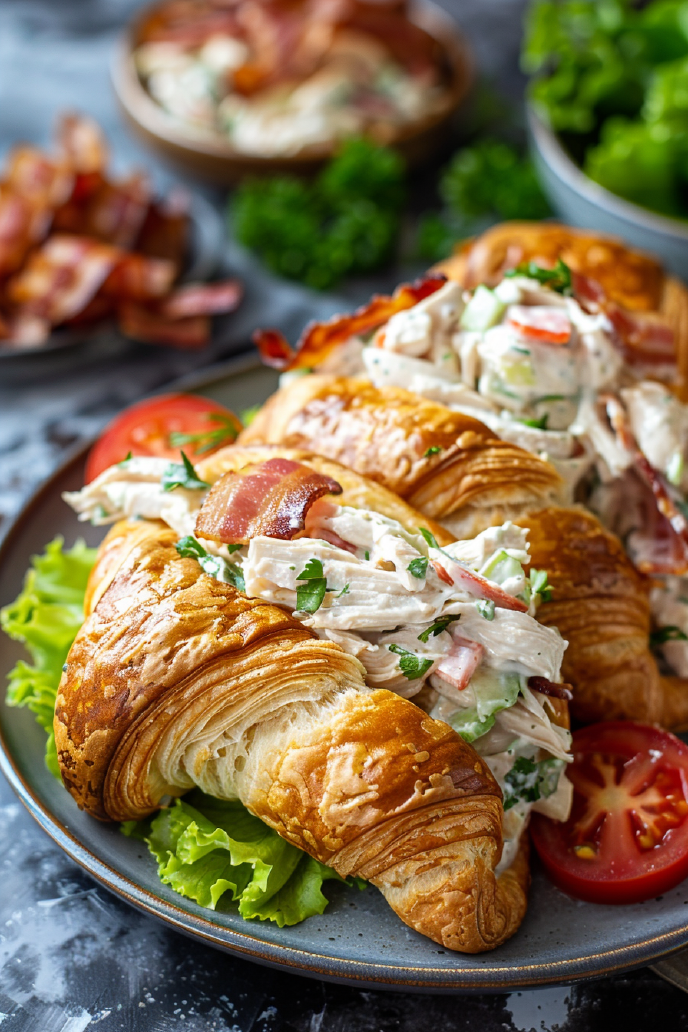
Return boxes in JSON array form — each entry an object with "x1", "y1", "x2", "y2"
[
  {"x1": 1, "y1": 537, "x2": 97, "y2": 776},
  {"x1": 125, "y1": 792, "x2": 359, "y2": 927},
  {"x1": 584, "y1": 116, "x2": 681, "y2": 214}
]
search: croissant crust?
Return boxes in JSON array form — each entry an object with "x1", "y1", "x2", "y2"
[{"x1": 518, "y1": 507, "x2": 688, "y2": 728}]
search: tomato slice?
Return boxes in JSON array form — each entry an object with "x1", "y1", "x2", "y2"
[
  {"x1": 507, "y1": 305, "x2": 572, "y2": 345},
  {"x1": 85, "y1": 393, "x2": 242, "y2": 482},
  {"x1": 531, "y1": 721, "x2": 688, "y2": 904}
]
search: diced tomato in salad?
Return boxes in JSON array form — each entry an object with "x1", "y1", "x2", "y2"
[{"x1": 507, "y1": 305, "x2": 572, "y2": 345}]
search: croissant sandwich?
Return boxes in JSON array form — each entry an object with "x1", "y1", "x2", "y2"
[
  {"x1": 62, "y1": 446, "x2": 576, "y2": 951},
  {"x1": 237, "y1": 377, "x2": 688, "y2": 730}
]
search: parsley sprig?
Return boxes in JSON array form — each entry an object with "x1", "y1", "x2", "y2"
[
  {"x1": 169, "y1": 414, "x2": 239, "y2": 456},
  {"x1": 162, "y1": 452, "x2": 210, "y2": 493},
  {"x1": 418, "y1": 526, "x2": 459, "y2": 567},
  {"x1": 295, "y1": 559, "x2": 329, "y2": 613},
  {"x1": 417, "y1": 615, "x2": 461, "y2": 643},
  {"x1": 387, "y1": 644, "x2": 434, "y2": 681},
  {"x1": 503, "y1": 756, "x2": 563, "y2": 811},
  {"x1": 505, "y1": 258, "x2": 572, "y2": 295},
  {"x1": 407, "y1": 557, "x2": 429, "y2": 579},
  {"x1": 650, "y1": 625, "x2": 688, "y2": 648},
  {"x1": 176, "y1": 535, "x2": 245, "y2": 592}
]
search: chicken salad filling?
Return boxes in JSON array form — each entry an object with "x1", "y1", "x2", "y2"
[{"x1": 65, "y1": 455, "x2": 573, "y2": 872}]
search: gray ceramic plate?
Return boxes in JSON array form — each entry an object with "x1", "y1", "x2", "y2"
[{"x1": 3, "y1": 354, "x2": 688, "y2": 992}]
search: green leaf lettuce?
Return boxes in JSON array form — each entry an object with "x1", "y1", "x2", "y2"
[
  {"x1": 124, "y1": 792, "x2": 360, "y2": 926},
  {"x1": 0, "y1": 537, "x2": 97, "y2": 776}
]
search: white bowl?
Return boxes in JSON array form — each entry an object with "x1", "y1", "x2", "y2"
[{"x1": 527, "y1": 105, "x2": 688, "y2": 280}]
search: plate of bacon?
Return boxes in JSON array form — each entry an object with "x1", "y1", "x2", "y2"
[{"x1": 0, "y1": 112, "x2": 243, "y2": 363}]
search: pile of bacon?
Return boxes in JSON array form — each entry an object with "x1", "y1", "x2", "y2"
[{"x1": 0, "y1": 113, "x2": 242, "y2": 350}]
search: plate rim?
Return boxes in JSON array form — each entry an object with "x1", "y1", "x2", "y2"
[{"x1": 3, "y1": 353, "x2": 688, "y2": 991}]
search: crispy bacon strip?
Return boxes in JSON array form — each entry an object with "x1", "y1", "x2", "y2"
[
  {"x1": 80, "y1": 174, "x2": 152, "y2": 249},
  {"x1": 0, "y1": 192, "x2": 49, "y2": 279},
  {"x1": 195, "y1": 457, "x2": 343, "y2": 544},
  {"x1": 528, "y1": 676, "x2": 573, "y2": 701},
  {"x1": 117, "y1": 302, "x2": 209, "y2": 349},
  {"x1": 605, "y1": 303, "x2": 676, "y2": 366},
  {"x1": 254, "y1": 327, "x2": 294, "y2": 368},
  {"x1": 431, "y1": 558, "x2": 528, "y2": 612},
  {"x1": 138, "y1": 3, "x2": 240, "y2": 47},
  {"x1": 573, "y1": 272, "x2": 676, "y2": 366},
  {"x1": 57, "y1": 113, "x2": 108, "y2": 174},
  {"x1": 5, "y1": 312, "x2": 51, "y2": 346},
  {"x1": 102, "y1": 254, "x2": 177, "y2": 301},
  {"x1": 6, "y1": 235, "x2": 120, "y2": 324},
  {"x1": 5, "y1": 147, "x2": 73, "y2": 208},
  {"x1": 135, "y1": 193, "x2": 189, "y2": 270},
  {"x1": 160, "y1": 279, "x2": 244, "y2": 318},
  {"x1": 253, "y1": 275, "x2": 447, "y2": 370}
]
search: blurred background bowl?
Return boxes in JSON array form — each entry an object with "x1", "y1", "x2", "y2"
[
  {"x1": 112, "y1": 0, "x2": 473, "y2": 185},
  {"x1": 527, "y1": 104, "x2": 688, "y2": 280}
]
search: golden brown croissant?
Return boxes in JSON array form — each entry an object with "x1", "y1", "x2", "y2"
[
  {"x1": 436, "y1": 221, "x2": 688, "y2": 396},
  {"x1": 55, "y1": 518, "x2": 529, "y2": 953},
  {"x1": 238, "y1": 375, "x2": 563, "y2": 538}
]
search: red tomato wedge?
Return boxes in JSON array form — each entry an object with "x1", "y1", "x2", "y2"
[
  {"x1": 531, "y1": 722, "x2": 688, "y2": 905},
  {"x1": 85, "y1": 393, "x2": 242, "y2": 482},
  {"x1": 507, "y1": 305, "x2": 572, "y2": 345}
]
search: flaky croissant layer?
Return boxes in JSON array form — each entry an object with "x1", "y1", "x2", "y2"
[{"x1": 55, "y1": 519, "x2": 529, "y2": 953}]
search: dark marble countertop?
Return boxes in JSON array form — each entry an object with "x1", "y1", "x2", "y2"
[{"x1": 3, "y1": 1, "x2": 688, "y2": 1028}]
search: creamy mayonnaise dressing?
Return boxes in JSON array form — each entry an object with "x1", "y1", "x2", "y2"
[{"x1": 315, "y1": 273, "x2": 688, "y2": 676}]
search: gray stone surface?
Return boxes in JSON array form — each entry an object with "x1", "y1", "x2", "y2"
[{"x1": 2, "y1": 0, "x2": 688, "y2": 1028}]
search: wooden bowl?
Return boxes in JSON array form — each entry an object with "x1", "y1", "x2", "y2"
[{"x1": 111, "y1": 0, "x2": 473, "y2": 185}]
